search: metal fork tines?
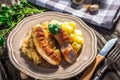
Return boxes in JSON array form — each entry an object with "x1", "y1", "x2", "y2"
[
  {"x1": 108, "y1": 45, "x2": 120, "y2": 63},
  {"x1": 93, "y1": 44, "x2": 120, "y2": 80}
]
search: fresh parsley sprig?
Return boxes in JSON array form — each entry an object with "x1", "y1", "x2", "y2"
[{"x1": 0, "y1": 0, "x2": 45, "y2": 46}]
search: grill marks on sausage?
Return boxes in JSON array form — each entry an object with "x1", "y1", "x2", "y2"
[
  {"x1": 32, "y1": 26, "x2": 61, "y2": 65},
  {"x1": 57, "y1": 29, "x2": 70, "y2": 44},
  {"x1": 54, "y1": 28, "x2": 78, "y2": 63},
  {"x1": 32, "y1": 24, "x2": 78, "y2": 64},
  {"x1": 35, "y1": 27, "x2": 59, "y2": 59}
]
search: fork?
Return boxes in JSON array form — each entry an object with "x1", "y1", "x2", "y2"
[{"x1": 93, "y1": 44, "x2": 120, "y2": 80}]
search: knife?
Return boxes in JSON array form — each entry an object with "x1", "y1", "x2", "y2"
[{"x1": 80, "y1": 38, "x2": 118, "y2": 80}]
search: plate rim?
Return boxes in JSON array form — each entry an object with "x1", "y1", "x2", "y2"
[{"x1": 7, "y1": 11, "x2": 97, "y2": 79}]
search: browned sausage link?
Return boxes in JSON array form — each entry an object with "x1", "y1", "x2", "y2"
[
  {"x1": 63, "y1": 44, "x2": 78, "y2": 63},
  {"x1": 49, "y1": 53, "x2": 59, "y2": 61},
  {"x1": 33, "y1": 26, "x2": 61, "y2": 64},
  {"x1": 36, "y1": 30, "x2": 55, "y2": 56},
  {"x1": 57, "y1": 29, "x2": 70, "y2": 44},
  {"x1": 54, "y1": 28, "x2": 77, "y2": 63}
]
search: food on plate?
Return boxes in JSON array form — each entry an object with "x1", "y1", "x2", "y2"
[
  {"x1": 72, "y1": 42, "x2": 82, "y2": 52},
  {"x1": 20, "y1": 20, "x2": 84, "y2": 66},
  {"x1": 20, "y1": 30, "x2": 42, "y2": 65},
  {"x1": 70, "y1": 34, "x2": 84, "y2": 44},
  {"x1": 48, "y1": 24, "x2": 78, "y2": 63},
  {"x1": 32, "y1": 24, "x2": 61, "y2": 65}
]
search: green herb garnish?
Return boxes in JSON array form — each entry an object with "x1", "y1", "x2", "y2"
[
  {"x1": 48, "y1": 24, "x2": 61, "y2": 35},
  {"x1": 0, "y1": 0, "x2": 46, "y2": 46},
  {"x1": 0, "y1": 36, "x2": 4, "y2": 46}
]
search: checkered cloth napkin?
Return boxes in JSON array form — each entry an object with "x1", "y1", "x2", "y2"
[{"x1": 28, "y1": 0, "x2": 120, "y2": 29}]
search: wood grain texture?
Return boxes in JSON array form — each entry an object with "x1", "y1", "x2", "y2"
[
  {"x1": 0, "y1": 0, "x2": 120, "y2": 80},
  {"x1": 80, "y1": 54, "x2": 104, "y2": 80}
]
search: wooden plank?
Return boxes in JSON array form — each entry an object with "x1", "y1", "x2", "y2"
[{"x1": 0, "y1": 0, "x2": 120, "y2": 80}]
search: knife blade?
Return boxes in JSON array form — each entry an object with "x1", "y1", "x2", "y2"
[
  {"x1": 80, "y1": 38, "x2": 118, "y2": 80},
  {"x1": 99, "y1": 38, "x2": 118, "y2": 56},
  {"x1": 93, "y1": 38, "x2": 118, "y2": 80}
]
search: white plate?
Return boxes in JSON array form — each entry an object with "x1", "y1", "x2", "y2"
[{"x1": 7, "y1": 11, "x2": 97, "y2": 80}]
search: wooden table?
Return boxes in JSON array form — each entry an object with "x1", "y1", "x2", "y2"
[{"x1": 0, "y1": 0, "x2": 120, "y2": 80}]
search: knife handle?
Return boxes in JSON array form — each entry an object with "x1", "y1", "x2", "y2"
[{"x1": 80, "y1": 54, "x2": 104, "y2": 80}]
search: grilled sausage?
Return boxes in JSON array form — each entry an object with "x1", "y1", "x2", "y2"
[
  {"x1": 54, "y1": 28, "x2": 78, "y2": 63},
  {"x1": 32, "y1": 24, "x2": 61, "y2": 65}
]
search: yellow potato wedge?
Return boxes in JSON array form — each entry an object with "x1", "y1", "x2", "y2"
[
  {"x1": 68, "y1": 22, "x2": 76, "y2": 30},
  {"x1": 70, "y1": 34, "x2": 84, "y2": 44},
  {"x1": 74, "y1": 29, "x2": 83, "y2": 37},
  {"x1": 72, "y1": 42, "x2": 82, "y2": 52},
  {"x1": 54, "y1": 49, "x2": 61, "y2": 56}
]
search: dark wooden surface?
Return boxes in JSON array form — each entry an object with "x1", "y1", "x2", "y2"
[{"x1": 0, "y1": 0, "x2": 120, "y2": 80}]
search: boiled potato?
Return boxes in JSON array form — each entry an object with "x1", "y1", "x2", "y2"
[
  {"x1": 65, "y1": 24, "x2": 74, "y2": 34},
  {"x1": 60, "y1": 23, "x2": 66, "y2": 30},
  {"x1": 54, "y1": 49, "x2": 61, "y2": 56},
  {"x1": 74, "y1": 29, "x2": 83, "y2": 37},
  {"x1": 50, "y1": 20, "x2": 59, "y2": 24},
  {"x1": 41, "y1": 22, "x2": 49, "y2": 30},
  {"x1": 70, "y1": 34, "x2": 84, "y2": 44},
  {"x1": 50, "y1": 20, "x2": 62, "y2": 25},
  {"x1": 72, "y1": 42, "x2": 82, "y2": 52},
  {"x1": 70, "y1": 34, "x2": 76, "y2": 42},
  {"x1": 60, "y1": 22, "x2": 74, "y2": 34},
  {"x1": 74, "y1": 35, "x2": 84, "y2": 44},
  {"x1": 68, "y1": 22, "x2": 76, "y2": 30}
]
